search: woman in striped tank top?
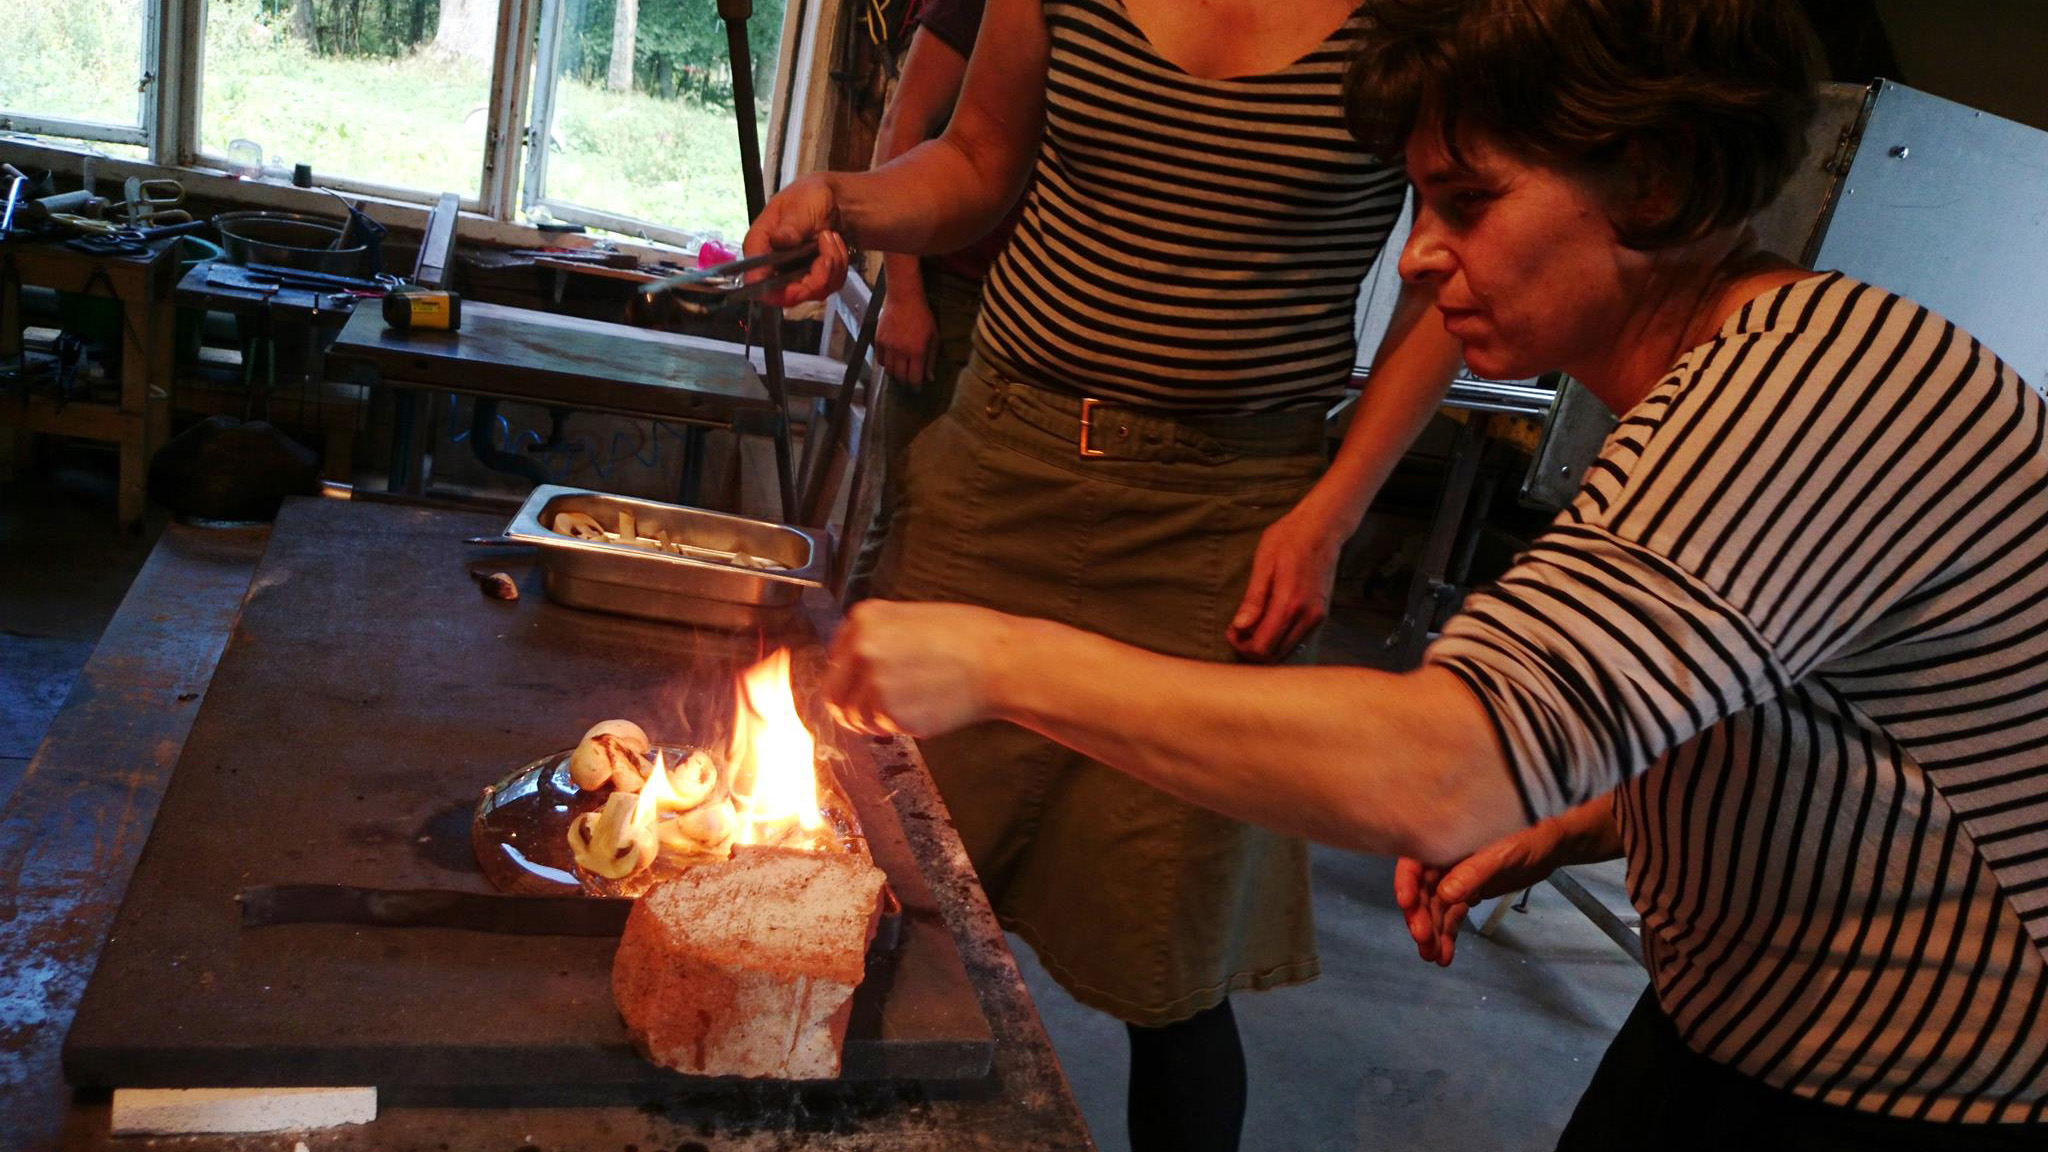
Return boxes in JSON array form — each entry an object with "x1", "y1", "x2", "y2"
[
  {"x1": 749, "y1": 2, "x2": 1465, "y2": 1147},
  {"x1": 819, "y1": 0, "x2": 2048, "y2": 1146}
]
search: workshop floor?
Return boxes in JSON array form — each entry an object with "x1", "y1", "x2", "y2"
[{"x1": 0, "y1": 452, "x2": 1645, "y2": 1152}]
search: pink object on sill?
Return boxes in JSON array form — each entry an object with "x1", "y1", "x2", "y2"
[{"x1": 696, "y1": 240, "x2": 740, "y2": 268}]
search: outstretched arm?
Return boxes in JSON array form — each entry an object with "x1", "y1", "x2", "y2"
[{"x1": 825, "y1": 600, "x2": 1527, "y2": 864}]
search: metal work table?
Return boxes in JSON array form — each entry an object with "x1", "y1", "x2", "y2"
[
  {"x1": 0, "y1": 236, "x2": 179, "y2": 530},
  {"x1": 324, "y1": 301, "x2": 782, "y2": 501},
  {"x1": 0, "y1": 502, "x2": 1094, "y2": 1151}
]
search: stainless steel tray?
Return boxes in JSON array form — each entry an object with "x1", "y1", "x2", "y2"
[{"x1": 502, "y1": 485, "x2": 827, "y2": 629}]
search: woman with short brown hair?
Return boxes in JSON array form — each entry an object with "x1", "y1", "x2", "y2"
[{"x1": 822, "y1": 0, "x2": 2048, "y2": 1145}]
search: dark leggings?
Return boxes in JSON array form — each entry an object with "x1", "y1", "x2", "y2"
[
  {"x1": 1125, "y1": 997, "x2": 1247, "y2": 1152},
  {"x1": 1562, "y1": 989, "x2": 2048, "y2": 1151}
]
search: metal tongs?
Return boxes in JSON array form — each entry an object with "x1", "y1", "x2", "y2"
[{"x1": 635, "y1": 239, "x2": 820, "y2": 310}]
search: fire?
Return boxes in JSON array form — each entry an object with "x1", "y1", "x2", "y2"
[
  {"x1": 631, "y1": 749, "x2": 674, "y2": 826},
  {"x1": 569, "y1": 649, "x2": 834, "y2": 886},
  {"x1": 729, "y1": 648, "x2": 825, "y2": 844}
]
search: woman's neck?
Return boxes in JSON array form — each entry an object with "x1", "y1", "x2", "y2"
[{"x1": 1578, "y1": 230, "x2": 1810, "y2": 413}]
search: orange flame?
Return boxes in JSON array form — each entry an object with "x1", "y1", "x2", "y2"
[
  {"x1": 729, "y1": 649, "x2": 824, "y2": 844},
  {"x1": 631, "y1": 749, "x2": 672, "y2": 827}
]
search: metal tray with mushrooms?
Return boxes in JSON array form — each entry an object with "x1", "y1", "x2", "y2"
[{"x1": 500, "y1": 485, "x2": 828, "y2": 629}]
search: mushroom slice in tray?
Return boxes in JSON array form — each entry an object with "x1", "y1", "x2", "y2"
[{"x1": 551, "y1": 511, "x2": 607, "y2": 541}]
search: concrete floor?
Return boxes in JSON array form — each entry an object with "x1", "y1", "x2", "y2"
[{"x1": 0, "y1": 451, "x2": 1646, "y2": 1151}]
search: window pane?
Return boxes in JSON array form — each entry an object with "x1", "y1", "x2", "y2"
[
  {"x1": 533, "y1": 0, "x2": 783, "y2": 242},
  {"x1": 202, "y1": 0, "x2": 500, "y2": 198},
  {"x1": 0, "y1": 0, "x2": 148, "y2": 129}
]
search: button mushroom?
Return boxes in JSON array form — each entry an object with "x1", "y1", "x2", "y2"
[{"x1": 568, "y1": 719, "x2": 651, "y2": 792}]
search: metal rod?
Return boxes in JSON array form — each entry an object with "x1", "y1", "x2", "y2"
[
  {"x1": 798, "y1": 267, "x2": 887, "y2": 526},
  {"x1": 721, "y1": 0, "x2": 798, "y2": 524},
  {"x1": 636, "y1": 239, "x2": 817, "y2": 300},
  {"x1": 1546, "y1": 869, "x2": 1647, "y2": 968}
]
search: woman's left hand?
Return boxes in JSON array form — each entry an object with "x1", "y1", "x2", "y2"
[
  {"x1": 1228, "y1": 501, "x2": 1346, "y2": 661},
  {"x1": 824, "y1": 600, "x2": 1014, "y2": 737}
]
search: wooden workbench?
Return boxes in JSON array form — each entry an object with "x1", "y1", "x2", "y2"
[
  {"x1": 324, "y1": 301, "x2": 786, "y2": 503},
  {"x1": 0, "y1": 503, "x2": 1095, "y2": 1151},
  {"x1": 0, "y1": 237, "x2": 178, "y2": 531}
]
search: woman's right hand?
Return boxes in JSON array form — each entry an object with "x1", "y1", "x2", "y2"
[
  {"x1": 1394, "y1": 819, "x2": 1569, "y2": 967},
  {"x1": 742, "y1": 174, "x2": 851, "y2": 308}
]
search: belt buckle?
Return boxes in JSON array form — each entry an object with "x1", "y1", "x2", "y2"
[{"x1": 1079, "y1": 397, "x2": 1107, "y2": 458}]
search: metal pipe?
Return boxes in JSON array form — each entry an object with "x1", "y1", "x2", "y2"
[
  {"x1": 1546, "y1": 869, "x2": 1646, "y2": 968},
  {"x1": 720, "y1": 0, "x2": 799, "y2": 524},
  {"x1": 798, "y1": 267, "x2": 887, "y2": 526},
  {"x1": 467, "y1": 398, "x2": 549, "y2": 486}
]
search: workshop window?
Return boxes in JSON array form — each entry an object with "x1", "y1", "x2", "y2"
[
  {"x1": 521, "y1": 0, "x2": 783, "y2": 244},
  {"x1": 3, "y1": 0, "x2": 790, "y2": 245},
  {"x1": 0, "y1": 0, "x2": 156, "y2": 148},
  {"x1": 199, "y1": 0, "x2": 504, "y2": 200}
]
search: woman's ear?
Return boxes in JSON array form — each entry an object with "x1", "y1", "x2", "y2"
[{"x1": 1609, "y1": 132, "x2": 1692, "y2": 244}]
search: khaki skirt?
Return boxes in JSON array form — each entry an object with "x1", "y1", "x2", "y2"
[{"x1": 871, "y1": 349, "x2": 1327, "y2": 1026}]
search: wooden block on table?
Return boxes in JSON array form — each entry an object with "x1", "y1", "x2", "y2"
[{"x1": 612, "y1": 845, "x2": 888, "y2": 1079}]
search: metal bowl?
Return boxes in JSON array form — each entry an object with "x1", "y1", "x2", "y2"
[{"x1": 214, "y1": 210, "x2": 373, "y2": 276}]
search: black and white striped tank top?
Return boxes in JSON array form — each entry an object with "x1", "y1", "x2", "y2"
[
  {"x1": 974, "y1": 0, "x2": 1407, "y2": 415},
  {"x1": 1429, "y1": 273, "x2": 2048, "y2": 1123}
]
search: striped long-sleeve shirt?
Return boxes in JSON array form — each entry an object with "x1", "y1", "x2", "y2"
[
  {"x1": 975, "y1": 0, "x2": 1409, "y2": 414},
  {"x1": 1428, "y1": 272, "x2": 2048, "y2": 1123}
]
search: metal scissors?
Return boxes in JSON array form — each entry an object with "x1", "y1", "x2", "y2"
[
  {"x1": 635, "y1": 240, "x2": 822, "y2": 312},
  {"x1": 54, "y1": 214, "x2": 211, "y2": 257},
  {"x1": 113, "y1": 177, "x2": 189, "y2": 226}
]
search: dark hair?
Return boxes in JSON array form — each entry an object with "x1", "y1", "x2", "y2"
[{"x1": 1346, "y1": 0, "x2": 1822, "y2": 249}]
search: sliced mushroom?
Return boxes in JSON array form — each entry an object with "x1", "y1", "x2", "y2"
[{"x1": 552, "y1": 511, "x2": 607, "y2": 541}]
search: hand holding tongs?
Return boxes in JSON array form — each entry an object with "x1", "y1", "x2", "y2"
[{"x1": 636, "y1": 239, "x2": 821, "y2": 310}]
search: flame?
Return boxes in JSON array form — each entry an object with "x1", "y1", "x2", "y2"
[
  {"x1": 729, "y1": 649, "x2": 824, "y2": 844},
  {"x1": 631, "y1": 749, "x2": 674, "y2": 828}
]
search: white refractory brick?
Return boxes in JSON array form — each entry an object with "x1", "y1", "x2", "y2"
[{"x1": 109, "y1": 1087, "x2": 377, "y2": 1135}]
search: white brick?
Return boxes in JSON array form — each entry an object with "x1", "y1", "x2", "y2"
[{"x1": 109, "y1": 1087, "x2": 376, "y2": 1134}]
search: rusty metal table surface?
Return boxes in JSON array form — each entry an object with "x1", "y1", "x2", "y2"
[{"x1": 0, "y1": 502, "x2": 1095, "y2": 1152}]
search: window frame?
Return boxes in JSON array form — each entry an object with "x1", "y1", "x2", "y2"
[
  {"x1": 0, "y1": 0, "x2": 812, "y2": 254},
  {"x1": 0, "y1": 0, "x2": 162, "y2": 149}
]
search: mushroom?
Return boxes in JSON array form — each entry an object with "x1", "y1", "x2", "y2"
[
  {"x1": 666, "y1": 749, "x2": 720, "y2": 812},
  {"x1": 567, "y1": 719, "x2": 650, "y2": 792},
  {"x1": 471, "y1": 570, "x2": 518, "y2": 600},
  {"x1": 568, "y1": 791, "x2": 657, "y2": 879},
  {"x1": 551, "y1": 511, "x2": 607, "y2": 541},
  {"x1": 662, "y1": 796, "x2": 737, "y2": 854}
]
